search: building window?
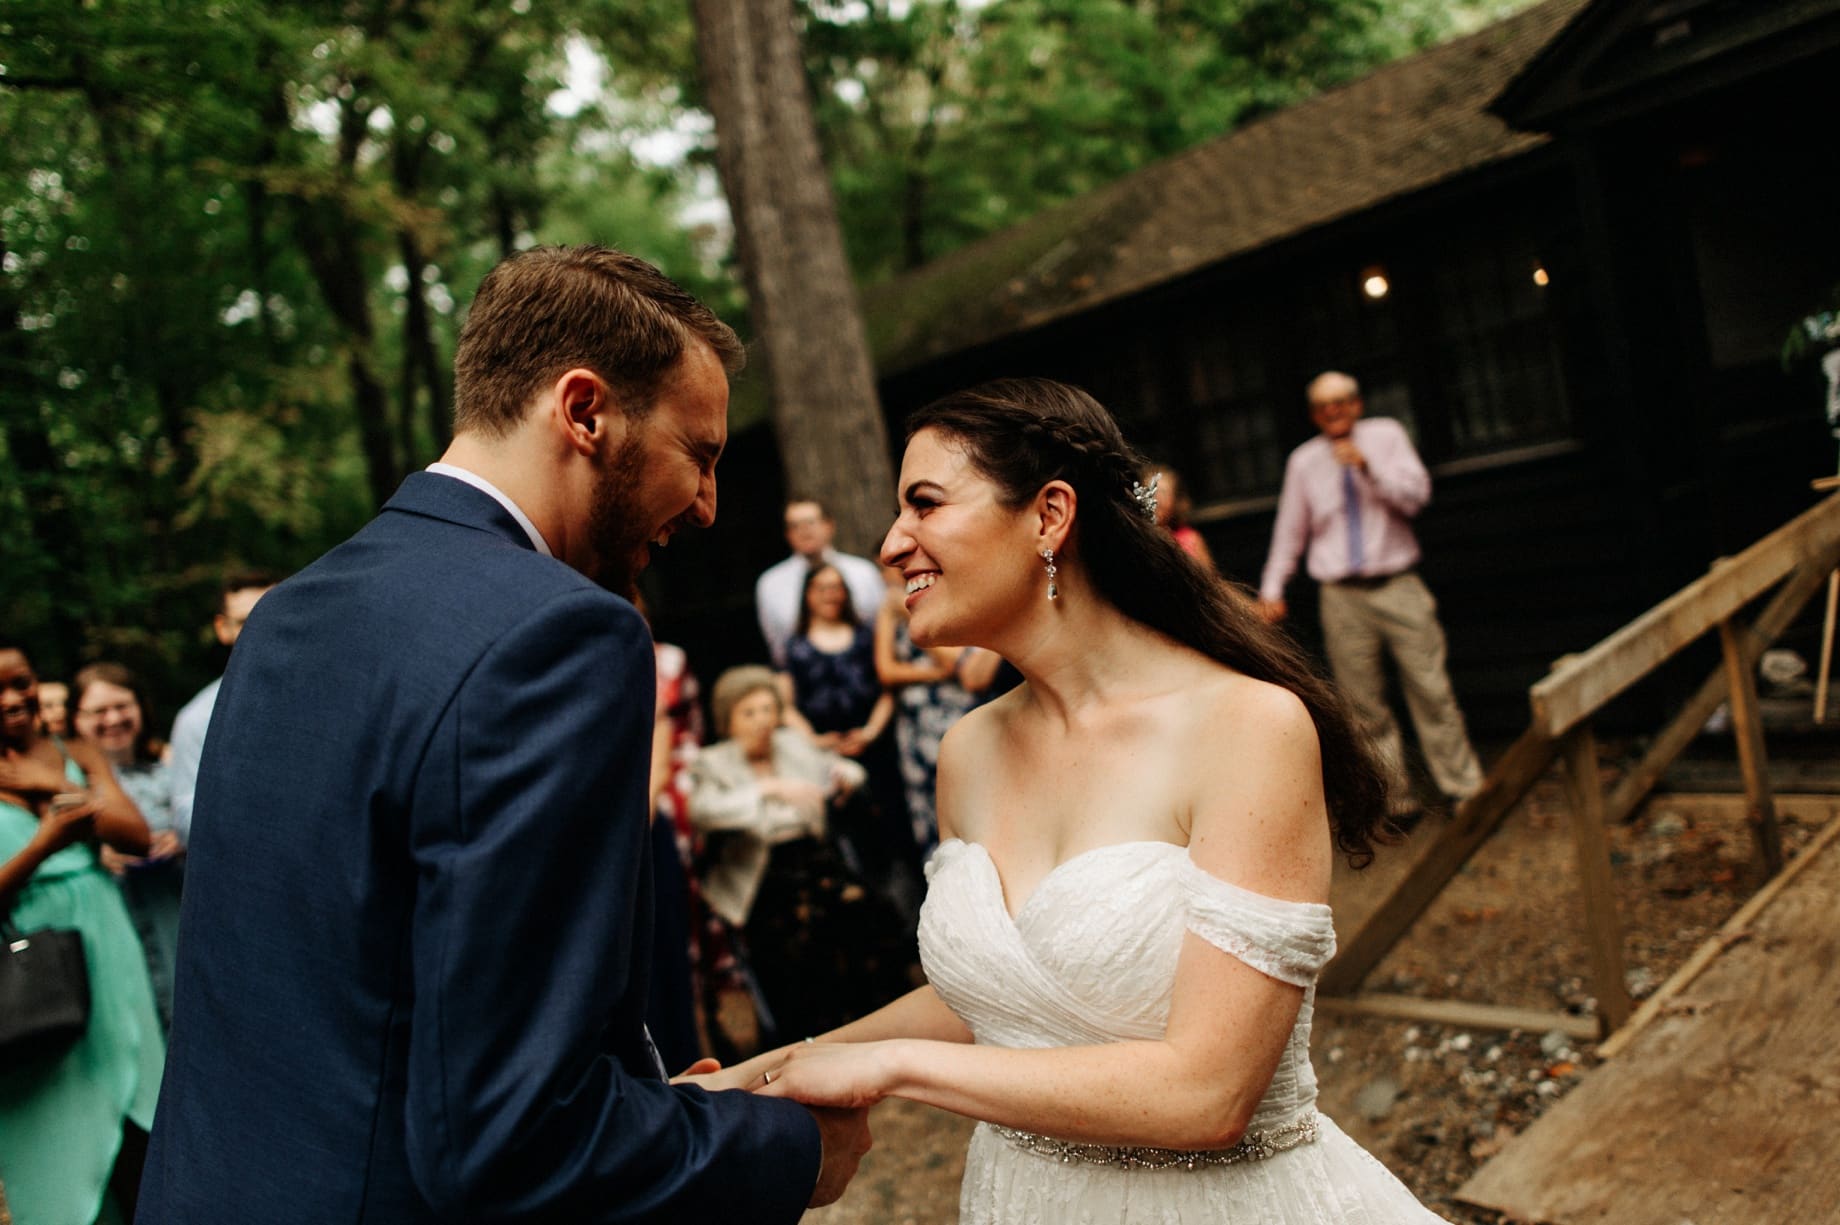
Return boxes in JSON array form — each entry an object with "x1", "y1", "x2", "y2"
[
  {"x1": 1427, "y1": 221, "x2": 1572, "y2": 457},
  {"x1": 1178, "y1": 303, "x2": 1289, "y2": 501}
]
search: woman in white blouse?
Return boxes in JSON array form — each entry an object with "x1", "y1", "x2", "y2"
[{"x1": 689, "y1": 666, "x2": 910, "y2": 1043}]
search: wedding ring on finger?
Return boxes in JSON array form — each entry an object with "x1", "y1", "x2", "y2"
[{"x1": 761, "y1": 1070, "x2": 775, "y2": 1086}]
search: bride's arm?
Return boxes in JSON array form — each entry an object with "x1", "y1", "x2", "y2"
[
  {"x1": 677, "y1": 985, "x2": 971, "y2": 1092},
  {"x1": 761, "y1": 683, "x2": 1332, "y2": 1152}
]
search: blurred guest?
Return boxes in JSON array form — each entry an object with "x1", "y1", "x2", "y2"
[
  {"x1": 755, "y1": 498, "x2": 883, "y2": 668},
  {"x1": 875, "y1": 579, "x2": 979, "y2": 856},
  {"x1": 35, "y1": 679, "x2": 70, "y2": 738},
  {"x1": 644, "y1": 612, "x2": 705, "y2": 1073},
  {"x1": 779, "y1": 564, "x2": 893, "y2": 758},
  {"x1": 1145, "y1": 463, "x2": 1216, "y2": 572},
  {"x1": 168, "y1": 569, "x2": 277, "y2": 845},
  {"x1": 0, "y1": 642, "x2": 161, "y2": 1225},
  {"x1": 1257, "y1": 370, "x2": 1482, "y2": 813},
  {"x1": 779, "y1": 563, "x2": 906, "y2": 887},
  {"x1": 688, "y1": 667, "x2": 910, "y2": 1043},
  {"x1": 74, "y1": 662, "x2": 184, "y2": 1035}
]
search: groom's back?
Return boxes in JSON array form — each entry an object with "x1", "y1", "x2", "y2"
[{"x1": 140, "y1": 488, "x2": 629, "y2": 1221}]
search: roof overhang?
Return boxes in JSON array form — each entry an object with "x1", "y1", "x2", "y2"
[{"x1": 1492, "y1": 0, "x2": 1840, "y2": 132}]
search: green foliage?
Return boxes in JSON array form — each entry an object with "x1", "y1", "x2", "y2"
[
  {"x1": 0, "y1": 0, "x2": 718, "y2": 701},
  {"x1": 0, "y1": 0, "x2": 1534, "y2": 703},
  {"x1": 795, "y1": 0, "x2": 1537, "y2": 281}
]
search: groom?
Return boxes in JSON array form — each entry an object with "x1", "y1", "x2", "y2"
[{"x1": 139, "y1": 246, "x2": 870, "y2": 1221}]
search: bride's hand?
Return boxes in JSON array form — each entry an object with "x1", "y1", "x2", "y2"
[
  {"x1": 673, "y1": 1047, "x2": 792, "y2": 1093},
  {"x1": 754, "y1": 1040, "x2": 898, "y2": 1110}
]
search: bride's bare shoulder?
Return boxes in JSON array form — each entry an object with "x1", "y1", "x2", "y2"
[{"x1": 1182, "y1": 671, "x2": 1329, "y2": 884}]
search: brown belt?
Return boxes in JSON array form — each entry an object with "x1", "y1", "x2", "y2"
[{"x1": 1330, "y1": 569, "x2": 1411, "y2": 591}]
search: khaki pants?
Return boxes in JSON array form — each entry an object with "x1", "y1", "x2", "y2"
[{"x1": 1318, "y1": 571, "x2": 1482, "y2": 807}]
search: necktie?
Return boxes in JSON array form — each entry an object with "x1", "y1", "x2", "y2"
[{"x1": 1343, "y1": 465, "x2": 1365, "y2": 576}]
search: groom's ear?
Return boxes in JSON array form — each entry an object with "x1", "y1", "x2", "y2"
[
  {"x1": 551, "y1": 367, "x2": 631, "y2": 457},
  {"x1": 1035, "y1": 480, "x2": 1075, "y2": 554}
]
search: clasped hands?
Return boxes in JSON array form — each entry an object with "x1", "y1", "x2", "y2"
[
  {"x1": 674, "y1": 1043, "x2": 889, "y2": 1208},
  {"x1": 672, "y1": 1038, "x2": 897, "y2": 1112},
  {"x1": 0, "y1": 749, "x2": 79, "y2": 799}
]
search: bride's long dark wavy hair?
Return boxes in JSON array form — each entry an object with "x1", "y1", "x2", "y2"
[{"x1": 907, "y1": 377, "x2": 1393, "y2": 867}]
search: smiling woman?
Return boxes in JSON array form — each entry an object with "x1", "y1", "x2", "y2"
[
  {"x1": 687, "y1": 666, "x2": 913, "y2": 1045},
  {"x1": 73, "y1": 662, "x2": 185, "y2": 1036},
  {"x1": 0, "y1": 644, "x2": 162, "y2": 1225}
]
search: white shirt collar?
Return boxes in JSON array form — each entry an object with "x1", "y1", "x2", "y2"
[{"x1": 425, "y1": 463, "x2": 553, "y2": 557}]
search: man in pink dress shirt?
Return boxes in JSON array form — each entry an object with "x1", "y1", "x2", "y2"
[{"x1": 1256, "y1": 371, "x2": 1482, "y2": 815}]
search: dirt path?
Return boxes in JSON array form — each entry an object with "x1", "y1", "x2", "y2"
[{"x1": 792, "y1": 767, "x2": 1825, "y2": 1223}]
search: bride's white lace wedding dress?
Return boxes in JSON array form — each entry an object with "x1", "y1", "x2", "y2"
[{"x1": 919, "y1": 838, "x2": 1449, "y2": 1224}]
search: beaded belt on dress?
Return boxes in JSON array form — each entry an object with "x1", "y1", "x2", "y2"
[{"x1": 990, "y1": 1115, "x2": 1319, "y2": 1170}]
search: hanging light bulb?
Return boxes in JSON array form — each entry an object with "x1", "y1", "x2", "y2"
[
  {"x1": 1361, "y1": 265, "x2": 1390, "y2": 300},
  {"x1": 1532, "y1": 264, "x2": 1550, "y2": 287}
]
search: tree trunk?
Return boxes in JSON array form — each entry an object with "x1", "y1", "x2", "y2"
[
  {"x1": 290, "y1": 94, "x2": 399, "y2": 508},
  {"x1": 691, "y1": 0, "x2": 895, "y2": 558},
  {"x1": 393, "y1": 132, "x2": 452, "y2": 460}
]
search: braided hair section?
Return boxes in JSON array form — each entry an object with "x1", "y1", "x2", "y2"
[{"x1": 938, "y1": 382, "x2": 1151, "y2": 519}]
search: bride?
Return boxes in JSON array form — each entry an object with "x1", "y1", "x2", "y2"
[{"x1": 706, "y1": 378, "x2": 1447, "y2": 1222}]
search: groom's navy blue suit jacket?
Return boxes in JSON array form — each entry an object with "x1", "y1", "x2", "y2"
[{"x1": 139, "y1": 473, "x2": 819, "y2": 1223}]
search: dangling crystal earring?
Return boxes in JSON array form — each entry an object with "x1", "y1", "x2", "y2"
[{"x1": 1040, "y1": 548, "x2": 1058, "y2": 601}]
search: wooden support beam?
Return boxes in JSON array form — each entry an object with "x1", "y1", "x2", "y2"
[
  {"x1": 1531, "y1": 494, "x2": 1840, "y2": 738},
  {"x1": 1818, "y1": 572, "x2": 1839, "y2": 722},
  {"x1": 1605, "y1": 558, "x2": 1833, "y2": 824},
  {"x1": 1320, "y1": 727, "x2": 1555, "y2": 997},
  {"x1": 1719, "y1": 616, "x2": 1785, "y2": 876},
  {"x1": 1597, "y1": 809, "x2": 1840, "y2": 1059},
  {"x1": 1314, "y1": 993, "x2": 1599, "y2": 1041},
  {"x1": 1559, "y1": 725, "x2": 1632, "y2": 1033}
]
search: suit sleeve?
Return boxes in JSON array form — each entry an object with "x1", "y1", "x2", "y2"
[{"x1": 405, "y1": 587, "x2": 820, "y2": 1222}]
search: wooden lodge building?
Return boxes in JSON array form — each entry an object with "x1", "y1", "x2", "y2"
[{"x1": 848, "y1": 0, "x2": 1840, "y2": 733}]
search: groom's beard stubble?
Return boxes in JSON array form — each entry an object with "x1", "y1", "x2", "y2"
[{"x1": 587, "y1": 433, "x2": 654, "y2": 601}]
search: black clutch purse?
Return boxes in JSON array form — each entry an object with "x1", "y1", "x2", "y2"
[{"x1": 0, "y1": 918, "x2": 91, "y2": 1061}]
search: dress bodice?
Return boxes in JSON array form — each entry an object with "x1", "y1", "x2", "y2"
[{"x1": 919, "y1": 838, "x2": 1336, "y2": 1132}]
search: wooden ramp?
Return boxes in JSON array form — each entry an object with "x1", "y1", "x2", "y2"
[{"x1": 1456, "y1": 812, "x2": 1840, "y2": 1224}]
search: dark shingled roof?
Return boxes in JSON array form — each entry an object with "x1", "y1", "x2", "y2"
[{"x1": 863, "y1": 0, "x2": 1590, "y2": 375}]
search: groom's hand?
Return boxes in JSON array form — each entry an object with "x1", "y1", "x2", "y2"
[{"x1": 806, "y1": 1105, "x2": 872, "y2": 1208}]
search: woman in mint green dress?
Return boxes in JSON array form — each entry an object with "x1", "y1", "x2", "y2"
[{"x1": 0, "y1": 644, "x2": 161, "y2": 1225}]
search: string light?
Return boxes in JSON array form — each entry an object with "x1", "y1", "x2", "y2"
[{"x1": 1360, "y1": 265, "x2": 1390, "y2": 300}]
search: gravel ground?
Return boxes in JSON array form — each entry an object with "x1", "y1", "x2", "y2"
[{"x1": 743, "y1": 753, "x2": 1822, "y2": 1224}]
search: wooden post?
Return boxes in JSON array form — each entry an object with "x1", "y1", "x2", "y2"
[
  {"x1": 1718, "y1": 616, "x2": 1785, "y2": 875},
  {"x1": 1816, "y1": 572, "x2": 1838, "y2": 721},
  {"x1": 1605, "y1": 557, "x2": 1833, "y2": 825},
  {"x1": 1319, "y1": 728, "x2": 1554, "y2": 996},
  {"x1": 1559, "y1": 725, "x2": 1632, "y2": 1033}
]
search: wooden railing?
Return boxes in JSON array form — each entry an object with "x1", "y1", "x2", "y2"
[{"x1": 1318, "y1": 493, "x2": 1840, "y2": 1042}]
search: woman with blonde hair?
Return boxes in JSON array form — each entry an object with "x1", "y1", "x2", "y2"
[
  {"x1": 73, "y1": 662, "x2": 184, "y2": 1035},
  {"x1": 688, "y1": 667, "x2": 910, "y2": 1043}
]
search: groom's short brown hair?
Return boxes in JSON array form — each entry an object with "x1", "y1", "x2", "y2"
[{"x1": 453, "y1": 244, "x2": 744, "y2": 436}]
